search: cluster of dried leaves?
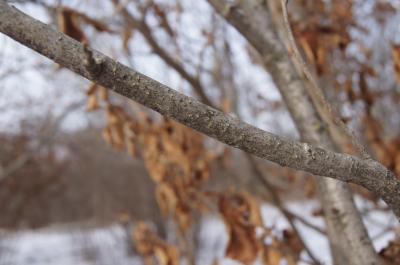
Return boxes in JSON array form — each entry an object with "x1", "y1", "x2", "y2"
[
  {"x1": 218, "y1": 190, "x2": 303, "y2": 265},
  {"x1": 82, "y1": 81, "x2": 307, "y2": 264},
  {"x1": 133, "y1": 222, "x2": 180, "y2": 265},
  {"x1": 291, "y1": 0, "x2": 400, "y2": 177},
  {"x1": 87, "y1": 83, "x2": 213, "y2": 233},
  {"x1": 292, "y1": 0, "x2": 352, "y2": 75},
  {"x1": 81, "y1": 71, "x2": 307, "y2": 264}
]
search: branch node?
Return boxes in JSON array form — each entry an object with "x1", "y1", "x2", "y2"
[{"x1": 83, "y1": 43, "x2": 103, "y2": 78}]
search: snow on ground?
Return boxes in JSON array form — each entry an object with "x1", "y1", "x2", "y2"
[
  {"x1": 0, "y1": 200, "x2": 395, "y2": 265},
  {"x1": 0, "y1": 224, "x2": 141, "y2": 265}
]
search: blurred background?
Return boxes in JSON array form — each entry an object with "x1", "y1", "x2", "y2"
[{"x1": 0, "y1": 0, "x2": 399, "y2": 264}]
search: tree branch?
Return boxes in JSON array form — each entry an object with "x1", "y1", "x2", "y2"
[
  {"x1": 279, "y1": 0, "x2": 369, "y2": 159},
  {"x1": 0, "y1": 2, "x2": 399, "y2": 222},
  {"x1": 112, "y1": 0, "x2": 217, "y2": 109},
  {"x1": 246, "y1": 154, "x2": 323, "y2": 265}
]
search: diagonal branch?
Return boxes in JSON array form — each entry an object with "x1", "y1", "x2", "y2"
[
  {"x1": 246, "y1": 154, "x2": 323, "y2": 264},
  {"x1": 0, "y1": 1, "x2": 399, "y2": 221},
  {"x1": 112, "y1": 0, "x2": 217, "y2": 109},
  {"x1": 279, "y1": 0, "x2": 368, "y2": 159}
]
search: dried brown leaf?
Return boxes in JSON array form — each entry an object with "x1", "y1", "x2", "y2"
[
  {"x1": 86, "y1": 94, "x2": 99, "y2": 111},
  {"x1": 156, "y1": 183, "x2": 177, "y2": 217},
  {"x1": 57, "y1": 7, "x2": 87, "y2": 43},
  {"x1": 392, "y1": 45, "x2": 400, "y2": 83}
]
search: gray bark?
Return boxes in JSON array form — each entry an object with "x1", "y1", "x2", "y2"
[{"x1": 0, "y1": 1, "x2": 399, "y2": 241}]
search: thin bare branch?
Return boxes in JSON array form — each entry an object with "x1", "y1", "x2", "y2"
[
  {"x1": 246, "y1": 154, "x2": 323, "y2": 265},
  {"x1": 280, "y1": 0, "x2": 369, "y2": 159},
  {"x1": 112, "y1": 0, "x2": 217, "y2": 109}
]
